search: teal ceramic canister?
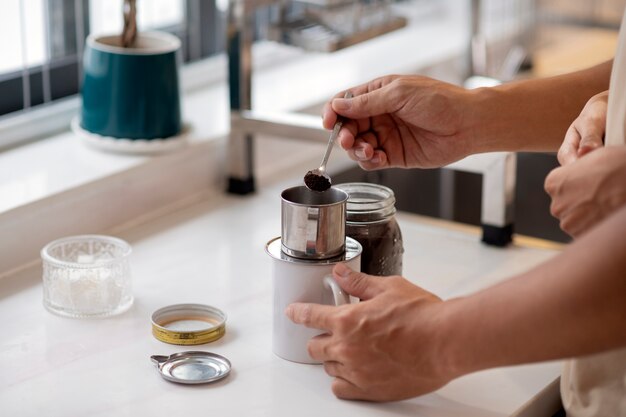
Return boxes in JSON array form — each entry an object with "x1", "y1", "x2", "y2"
[{"x1": 81, "y1": 31, "x2": 182, "y2": 140}]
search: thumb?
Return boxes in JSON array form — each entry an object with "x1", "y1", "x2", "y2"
[
  {"x1": 332, "y1": 88, "x2": 395, "y2": 119},
  {"x1": 577, "y1": 134, "x2": 603, "y2": 157},
  {"x1": 333, "y1": 263, "x2": 384, "y2": 300},
  {"x1": 577, "y1": 124, "x2": 604, "y2": 157}
]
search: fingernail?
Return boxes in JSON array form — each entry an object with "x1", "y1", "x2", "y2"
[
  {"x1": 355, "y1": 149, "x2": 366, "y2": 160},
  {"x1": 371, "y1": 154, "x2": 381, "y2": 164},
  {"x1": 284, "y1": 304, "x2": 293, "y2": 317},
  {"x1": 334, "y1": 263, "x2": 351, "y2": 278},
  {"x1": 333, "y1": 98, "x2": 351, "y2": 111}
]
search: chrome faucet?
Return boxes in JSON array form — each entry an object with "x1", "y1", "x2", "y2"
[{"x1": 226, "y1": 0, "x2": 518, "y2": 246}]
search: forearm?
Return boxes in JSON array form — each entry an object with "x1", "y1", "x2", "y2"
[
  {"x1": 441, "y1": 204, "x2": 626, "y2": 377},
  {"x1": 466, "y1": 60, "x2": 612, "y2": 154}
]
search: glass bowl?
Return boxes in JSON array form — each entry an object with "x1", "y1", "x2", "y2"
[{"x1": 41, "y1": 235, "x2": 133, "y2": 318}]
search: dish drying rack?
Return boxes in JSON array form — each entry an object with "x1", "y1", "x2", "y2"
[{"x1": 266, "y1": 0, "x2": 407, "y2": 52}]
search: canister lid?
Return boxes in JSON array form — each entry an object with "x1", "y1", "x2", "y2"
[
  {"x1": 335, "y1": 182, "x2": 396, "y2": 222},
  {"x1": 265, "y1": 237, "x2": 362, "y2": 264},
  {"x1": 150, "y1": 351, "x2": 231, "y2": 384},
  {"x1": 151, "y1": 304, "x2": 226, "y2": 345}
]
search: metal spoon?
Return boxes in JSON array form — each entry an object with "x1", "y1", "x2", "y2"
[{"x1": 304, "y1": 91, "x2": 353, "y2": 192}]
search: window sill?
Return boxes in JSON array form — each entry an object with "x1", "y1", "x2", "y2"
[{"x1": 0, "y1": 8, "x2": 468, "y2": 278}]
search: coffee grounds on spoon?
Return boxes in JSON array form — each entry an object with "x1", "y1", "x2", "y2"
[{"x1": 304, "y1": 171, "x2": 331, "y2": 192}]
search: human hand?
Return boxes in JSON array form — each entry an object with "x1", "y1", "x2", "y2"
[
  {"x1": 285, "y1": 263, "x2": 457, "y2": 402},
  {"x1": 558, "y1": 91, "x2": 607, "y2": 166},
  {"x1": 322, "y1": 75, "x2": 475, "y2": 170},
  {"x1": 545, "y1": 145, "x2": 626, "y2": 238}
]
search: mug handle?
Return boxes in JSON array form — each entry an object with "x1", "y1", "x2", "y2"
[{"x1": 323, "y1": 275, "x2": 350, "y2": 306}]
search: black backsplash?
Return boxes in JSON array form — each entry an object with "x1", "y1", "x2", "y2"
[{"x1": 333, "y1": 153, "x2": 571, "y2": 244}]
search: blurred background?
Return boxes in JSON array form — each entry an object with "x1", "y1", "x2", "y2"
[{"x1": 1, "y1": 0, "x2": 625, "y2": 242}]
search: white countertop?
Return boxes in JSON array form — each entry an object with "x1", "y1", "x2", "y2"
[{"x1": 0, "y1": 172, "x2": 563, "y2": 417}]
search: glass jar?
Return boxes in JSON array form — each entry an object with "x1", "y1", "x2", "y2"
[{"x1": 335, "y1": 183, "x2": 404, "y2": 276}]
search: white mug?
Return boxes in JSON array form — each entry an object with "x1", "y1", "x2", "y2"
[{"x1": 265, "y1": 237, "x2": 362, "y2": 364}]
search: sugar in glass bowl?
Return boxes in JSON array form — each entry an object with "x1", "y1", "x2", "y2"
[{"x1": 41, "y1": 235, "x2": 133, "y2": 318}]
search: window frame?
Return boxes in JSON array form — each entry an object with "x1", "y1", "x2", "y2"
[{"x1": 0, "y1": 0, "x2": 221, "y2": 121}]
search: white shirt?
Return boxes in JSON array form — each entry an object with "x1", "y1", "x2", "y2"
[
  {"x1": 607, "y1": 10, "x2": 626, "y2": 147},
  {"x1": 560, "y1": 9, "x2": 626, "y2": 417}
]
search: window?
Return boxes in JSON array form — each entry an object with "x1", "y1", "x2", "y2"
[
  {"x1": 0, "y1": 0, "x2": 81, "y2": 116},
  {"x1": 89, "y1": 0, "x2": 186, "y2": 35},
  {"x1": 0, "y1": 0, "x2": 224, "y2": 120}
]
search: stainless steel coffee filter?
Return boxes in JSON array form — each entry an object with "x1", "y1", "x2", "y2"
[{"x1": 281, "y1": 186, "x2": 347, "y2": 259}]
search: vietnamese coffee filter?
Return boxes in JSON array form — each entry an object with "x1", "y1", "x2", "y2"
[{"x1": 280, "y1": 186, "x2": 348, "y2": 259}]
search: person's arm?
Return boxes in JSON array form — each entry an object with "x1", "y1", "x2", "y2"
[
  {"x1": 442, "y1": 203, "x2": 626, "y2": 376},
  {"x1": 469, "y1": 60, "x2": 613, "y2": 153},
  {"x1": 324, "y1": 60, "x2": 612, "y2": 170},
  {"x1": 287, "y1": 204, "x2": 626, "y2": 401}
]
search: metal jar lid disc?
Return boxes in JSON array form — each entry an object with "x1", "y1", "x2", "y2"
[
  {"x1": 151, "y1": 304, "x2": 227, "y2": 345},
  {"x1": 151, "y1": 351, "x2": 231, "y2": 384}
]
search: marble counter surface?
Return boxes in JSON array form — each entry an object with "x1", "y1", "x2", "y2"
[{"x1": 0, "y1": 175, "x2": 562, "y2": 417}]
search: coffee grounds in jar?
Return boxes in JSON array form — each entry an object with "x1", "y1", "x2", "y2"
[
  {"x1": 347, "y1": 218, "x2": 403, "y2": 277},
  {"x1": 304, "y1": 171, "x2": 331, "y2": 192}
]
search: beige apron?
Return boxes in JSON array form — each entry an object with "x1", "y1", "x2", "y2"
[{"x1": 560, "y1": 9, "x2": 626, "y2": 417}]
